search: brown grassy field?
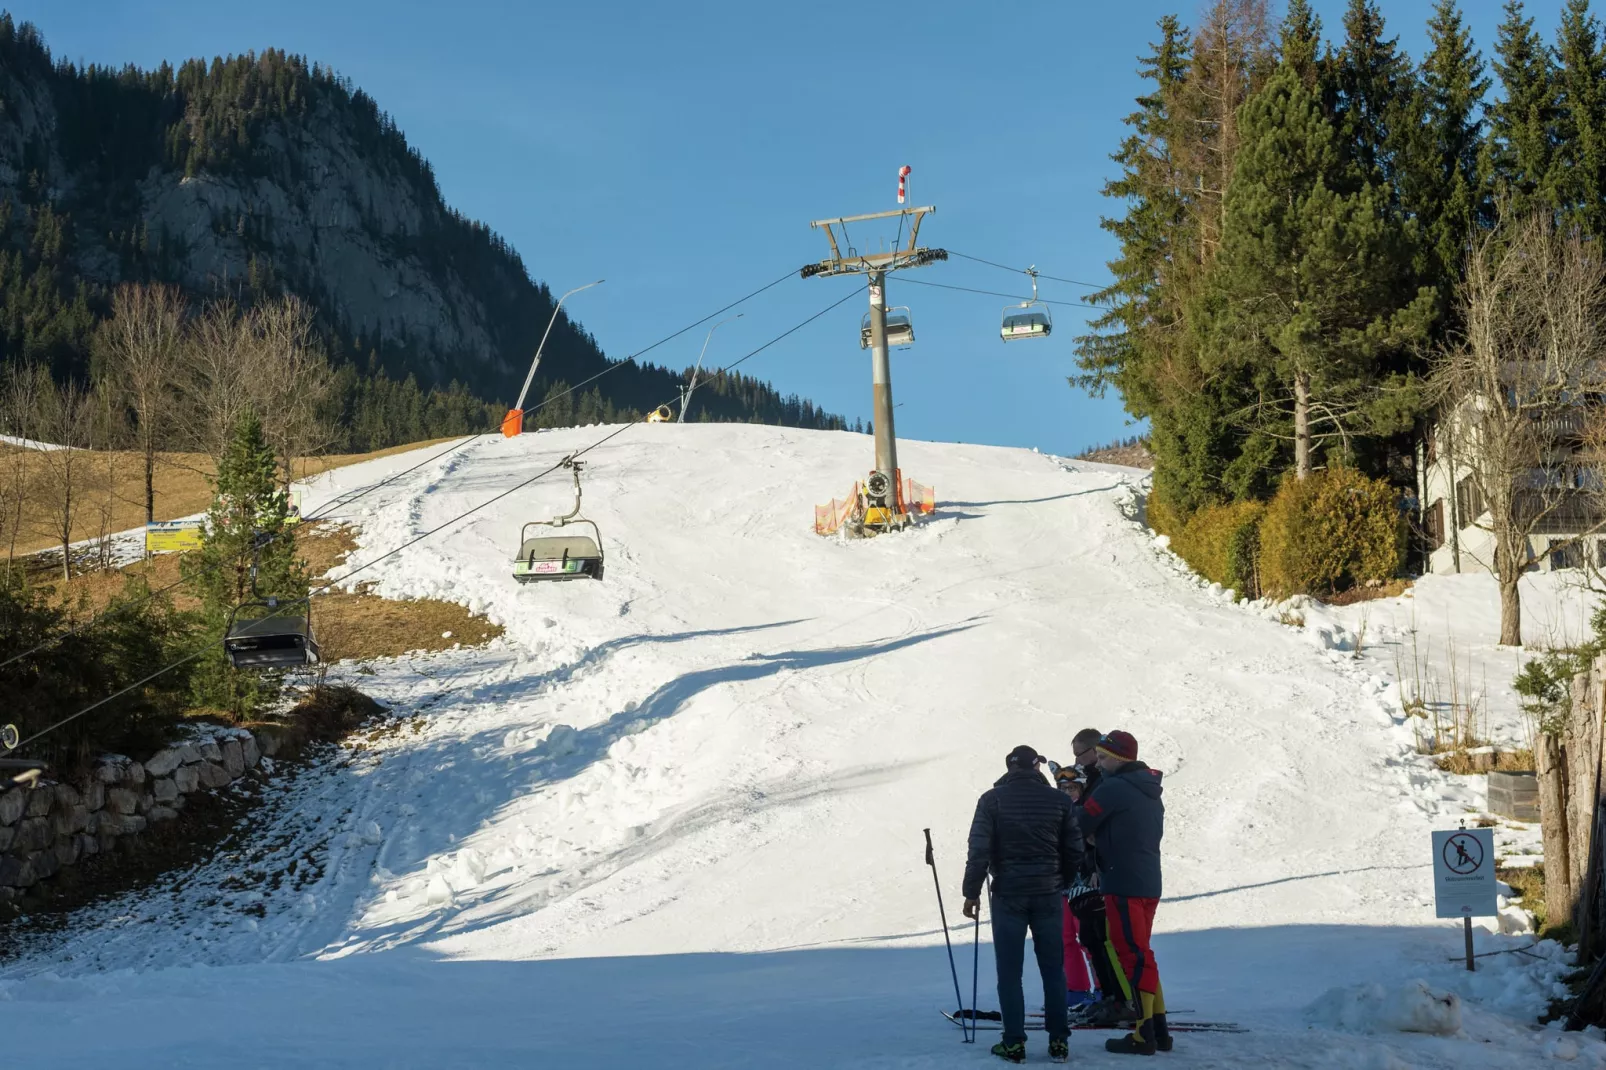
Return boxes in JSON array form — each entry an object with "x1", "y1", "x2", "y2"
[
  {"x1": 30, "y1": 520, "x2": 502, "y2": 662},
  {"x1": 2, "y1": 438, "x2": 461, "y2": 558}
]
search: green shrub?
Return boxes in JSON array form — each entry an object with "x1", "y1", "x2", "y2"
[
  {"x1": 0, "y1": 577, "x2": 197, "y2": 775},
  {"x1": 1258, "y1": 468, "x2": 1403, "y2": 598},
  {"x1": 1169, "y1": 500, "x2": 1266, "y2": 598}
]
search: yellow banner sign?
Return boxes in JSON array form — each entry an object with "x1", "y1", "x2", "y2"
[{"x1": 145, "y1": 521, "x2": 204, "y2": 553}]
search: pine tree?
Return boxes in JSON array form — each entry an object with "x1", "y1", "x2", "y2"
[
  {"x1": 1280, "y1": 0, "x2": 1324, "y2": 90},
  {"x1": 1207, "y1": 63, "x2": 1436, "y2": 480},
  {"x1": 1553, "y1": 0, "x2": 1606, "y2": 237},
  {"x1": 1074, "y1": 14, "x2": 1192, "y2": 406},
  {"x1": 1488, "y1": 0, "x2": 1560, "y2": 217},
  {"x1": 1335, "y1": 0, "x2": 1413, "y2": 188},
  {"x1": 184, "y1": 410, "x2": 304, "y2": 716},
  {"x1": 1398, "y1": 0, "x2": 1489, "y2": 313}
]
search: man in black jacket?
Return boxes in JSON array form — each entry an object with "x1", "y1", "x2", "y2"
[
  {"x1": 1080, "y1": 730, "x2": 1168, "y2": 1056},
  {"x1": 1065, "y1": 727, "x2": 1126, "y2": 1021},
  {"x1": 962, "y1": 745, "x2": 1084, "y2": 1064}
]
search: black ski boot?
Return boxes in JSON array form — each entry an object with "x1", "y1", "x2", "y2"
[
  {"x1": 1105, "y1": 1020, "x2": 1157, "y2": 1056},
  {"x1": 1048, "y1": 1037, "x2": 1070, "y2": 1063},
  {"x1": 1153, "y1": 1012, "x2": 1173, "y2": 1052},
  {"x1": 990, "y1": 1039, "x2": 1026, "y2": 1063}
]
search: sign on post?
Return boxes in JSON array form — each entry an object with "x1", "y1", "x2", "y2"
[
  {"x1": 1432, "y1": 828, "x2": 1498, "y2": 918},
  {"x1": 144, "y1": 520, "x2": 204, "y2": 554},
  {"x1": 1433, "y1": 826, "x2": 1498, "y2": 973}
]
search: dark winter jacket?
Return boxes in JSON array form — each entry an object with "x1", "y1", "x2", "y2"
[
  {"x1": 962, "y1": 769, "x2": 1085, "y2": 900},
  {"x1": 1076, "y1": 763, "x2": 1104, "y2": 881},
  {"x1": 1079, "y1": 760, "x2": 1164, "y2": 899}
]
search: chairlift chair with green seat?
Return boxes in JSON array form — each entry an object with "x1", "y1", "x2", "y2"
[
  {"x1": 1000, "y1": 266, "x2": 1052, "y2": 342},
  {"x1": 512, "y1": 458, "x2": 606, "y2": 583}
]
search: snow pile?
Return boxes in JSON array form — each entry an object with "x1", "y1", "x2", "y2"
[{"x1": 1305, "y1": 979, "x2": 1463, "y2": 1036}]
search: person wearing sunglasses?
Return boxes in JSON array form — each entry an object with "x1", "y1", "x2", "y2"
[{"x1": 960, "y1": 745, "x2": 1083, "y2": 1063}]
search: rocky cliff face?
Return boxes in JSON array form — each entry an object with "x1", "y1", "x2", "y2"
[
  {"x1": 0, "y1": 22, "x2": 843, "y2": 431},
  {"x1": 0, "y1": 26, "x2": 612, "y2": 405}
]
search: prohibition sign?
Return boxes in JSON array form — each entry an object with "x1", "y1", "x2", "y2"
[{"x1": 1442, "y1": 832, "x2": 1483, "y2": 875}]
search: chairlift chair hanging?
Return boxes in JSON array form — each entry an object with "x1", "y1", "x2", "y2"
[
  {"x1": 860, "y1": 307, "x2": 915, "y2": 350},
  {"x1": 224, "y1": 600, "x2": 320, "y2": 670},
  {"x1": 512, "y1": 458, "x2": 606, "y2": 583},
  {"x1": 1000, "y1": 267, "x2": 1052, "y2": 342},
  {"x1": 223, "y1": 532, "x2": 321, "y2": 671}
]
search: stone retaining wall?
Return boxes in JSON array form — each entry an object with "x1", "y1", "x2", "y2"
[{"x1": 0, "y1": 728, "x2": 280, "y2": 903}]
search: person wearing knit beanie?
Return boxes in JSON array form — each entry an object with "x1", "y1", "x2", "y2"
[{"x1": 1080, "y1": 731, "x2": 1168, "y2": 1055}]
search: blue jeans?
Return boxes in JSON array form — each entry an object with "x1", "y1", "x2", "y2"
[{"x1": 991, "y1": 891, "x2": 1069, "y2": 1044}]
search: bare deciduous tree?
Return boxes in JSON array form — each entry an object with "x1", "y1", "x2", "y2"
[
  {"x1": 0, "y1": 363, "x2": 45, "y2": 584},
  {"x1": 98, "y1": 282, "x2": 187, "y2": 523},
  {"x1": 32, "y1": 375, "x2": 96, "y2": 581},
  {"x1": 248, "y1": 295, "x2": 336, "y2": 493},
  {"x1": 1431, "y1": 212, "x2": 1606, "y2": 645},
  {"x1": 180, "y1": 298, "x2": 257, "y2": 462}
]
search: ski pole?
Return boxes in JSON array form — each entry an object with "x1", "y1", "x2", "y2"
[
  {"x1": 970, "y1": 876, "x2": 984, "y2": 1046},
  {"x1": 924, "y1": 828, "x2": 972, "y2": 1043}
]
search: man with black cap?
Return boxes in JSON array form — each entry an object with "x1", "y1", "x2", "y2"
[
  {"x1": 961, "y1": 745, "x2": 1084, "y2": 1064},
  {"x1": 1080, "y1": 729, "x2": 1168, "y2": 1056}
]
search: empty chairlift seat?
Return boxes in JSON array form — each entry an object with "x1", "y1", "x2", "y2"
[
  {"x1": 1000, "y1": 308, "x2": 1052, "y2": 341},
  {"x1": 224, "y1": 602, "x2": 320, "y2": 670},
  {"x1": 860, "y1": 308, "x2": 916, "y2": 349},
  {"x1": 513, "y1": 523, "x2": 605, "y2": 582},
  {"x1": 1000, "y1": 267, "x2": 1053, "y2": 342}
]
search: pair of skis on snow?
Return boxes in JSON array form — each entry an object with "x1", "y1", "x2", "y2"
[{"x1": 942, "y1": 1009, "x2": 1247, "y2": 1035}]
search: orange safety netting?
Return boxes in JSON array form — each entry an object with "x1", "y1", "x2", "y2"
[
  {"x1": 814, "y1": 483, "x2": 861, "y2": 536},
  {"x1": 904, "y1": 477, "x2": 936, "y2": 515}
]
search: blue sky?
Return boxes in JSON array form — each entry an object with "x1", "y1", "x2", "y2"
[{"x1": 10, "y1": 1, "x2": 1572, "y2": 455}]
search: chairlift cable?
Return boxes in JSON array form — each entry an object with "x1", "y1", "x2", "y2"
[
  {"x1": 897, "y1": 276, "x2": 1096, "y2": 308},
  {"x1": 946, "y1": 250, "x2": 1107, "y2": 292},
  {"x1": 0, "y1": 266, "x2": 801, "y2": 673},
  {"x1": 8, "y1": 284, "x2": 863, "y2": 754}
]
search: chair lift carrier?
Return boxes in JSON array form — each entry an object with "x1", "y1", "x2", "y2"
[
  {"x1": 224, "y1": 598, "x2": 320, "y2": 670},
  {"x1": 513, "y1": 458, "x2": 605, "y2": 583},
  {"x1": 1000, "y1": 267, "x2": 1052, "y2": 342},
  {"x1": 860, "y1": 307, "x2": 915, "y2": 350},
  {"x1": 223, "y1": 533, "x2": 320, "y2": 670}
]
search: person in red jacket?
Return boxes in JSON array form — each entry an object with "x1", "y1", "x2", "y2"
[
  {"x1": 1053, "y1": 765, "x2": 1097, "y2": 1011},
  {"x1": 1079, "y1": 730, "x2": 1169, "y2": 1056}
]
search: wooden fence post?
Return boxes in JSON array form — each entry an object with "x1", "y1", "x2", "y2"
[{"x1": 1540, "y1": 731, "x2": 1576, "y2": 932}]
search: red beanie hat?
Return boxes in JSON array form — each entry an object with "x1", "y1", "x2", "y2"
[{"x1": 1096, "y1": 730, "x2": 1139, "y2": 763}]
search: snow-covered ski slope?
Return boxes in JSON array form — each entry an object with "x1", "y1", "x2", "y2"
[{"x1": 1, "y1": 425, "x2": 1589, "y2": 1068}]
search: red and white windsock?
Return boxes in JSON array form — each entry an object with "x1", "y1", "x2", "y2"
[{"x1": 897, "y1": 165, "x2": 911, "y2": 204}]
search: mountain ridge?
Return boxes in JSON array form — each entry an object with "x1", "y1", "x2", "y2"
[{"x1": 0, "y1": 15, "x2": 843, "y2": 433}]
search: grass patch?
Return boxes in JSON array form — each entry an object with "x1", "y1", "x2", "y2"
[
  {"x1": 1436, "y1": 748, "x2": 1536, "y2": 775},
  {"x1": 1323, "y1": 579, "x2": 1413, "y2": 607},
  {"x1": 24, "y1": 520, "x2": 501, "y2": 664},
  {"x1": 317, "y1": 588, "x2": 501, "y2": 662},
  {"x1": 3, "y1": 437, "x2": 462, "y2": 560}
]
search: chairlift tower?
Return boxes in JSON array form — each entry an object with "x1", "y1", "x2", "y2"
[{"x1": 801, "y1": 204, "x2": 946, "y2": 521}]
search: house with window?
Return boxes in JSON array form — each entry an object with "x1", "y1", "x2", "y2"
[{"x1": 1416, "y1": 400, "x2": 1605, "y2": 574}]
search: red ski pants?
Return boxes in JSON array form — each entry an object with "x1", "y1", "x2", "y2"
[
  {"x1": 1061, "y1": 899, "x2": 1092, "y2": 991},
  {"x1": 1104, "y1": 895, "x2": 1160, "y2": 997}
]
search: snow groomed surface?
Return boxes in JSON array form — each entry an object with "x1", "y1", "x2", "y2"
[{"x1": 0, "y1": 424, "x2": 1589, "y2": 1067}]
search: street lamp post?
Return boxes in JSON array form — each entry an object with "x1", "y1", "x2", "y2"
[
  {"x1": 679, "y1": 313, "x2": 743, "y2": 423},
  {"x1": 502, "y1": 279, "x2": 605, "y2": 436}
]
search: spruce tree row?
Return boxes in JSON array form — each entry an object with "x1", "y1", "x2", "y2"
[{"x1": 1077, "y1": 0, "x2": 1606, "y2": 532}]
